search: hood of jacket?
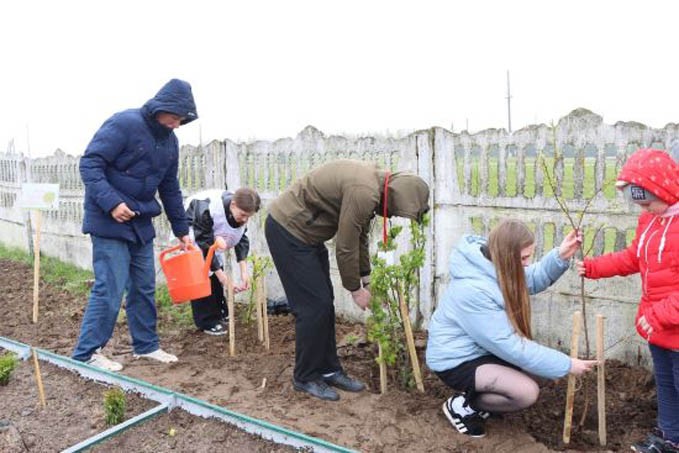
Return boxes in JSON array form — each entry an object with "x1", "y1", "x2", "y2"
[
  {"x1": 449, "y1": 234, "x2": 498, "y2": 284},
  {"x1": 618, "y1": 148, "x2": 679, "y2": 205},
  {"x1": 384, "y1": 172, "x2": 430, "y2": 221},
  {"x1": 141, "y1": 79, "x2": 198, "y2": 134}
]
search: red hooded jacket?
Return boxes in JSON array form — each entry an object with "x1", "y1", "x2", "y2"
[{"x1": 583, "y1": 149, "x2": 679, "y2": 350}]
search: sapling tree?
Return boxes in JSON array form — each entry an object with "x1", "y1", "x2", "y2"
[
  {"x1": 538, "y1": 124, "x2": 616, "y2": 442},
  {"x1": 538, "y1": 125, "x2": 610, "y2": 358},
  {"x1": 367, "y1": 214, "x2": 428, "y2": 392},
  {"x1": 241, "y1": 254, "x2": 272, "y2": 325}
]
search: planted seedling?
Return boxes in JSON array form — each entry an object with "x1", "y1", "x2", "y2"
[
  {"x1": 368, "y1": 215, "x2": 428, "y2": 392},
  {"x1": 103, "y1": 387, "x2": 126, "y2": 426},
  {"x1": 0, "y1": 352, "x2": 18, "y2": 386}
]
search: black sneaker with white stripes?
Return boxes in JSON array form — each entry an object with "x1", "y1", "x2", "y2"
[
  {"x1": 441, "y1": 394, "x2": 486, "y2": 438},
  {"x1": 203, "y1": 323, "x2": 226, "y2": 336}
]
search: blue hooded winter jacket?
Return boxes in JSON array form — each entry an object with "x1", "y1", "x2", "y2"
[
  {"x1": 80, "y1": 79, "x2": 197, "y2": 243},
  {"x1": 425, "y1": 234, "x2": 572, "y2": 379}
]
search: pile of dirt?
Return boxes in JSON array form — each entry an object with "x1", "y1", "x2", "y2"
[{"x1": 0, "y1": 257, "x2": 656, "y2": 452}]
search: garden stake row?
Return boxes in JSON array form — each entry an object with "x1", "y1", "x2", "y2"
[
  {"x1": 562, "y1": 311, "x2": 581, "y2": 444},
  {"x1": 562, "y1": 312, "x2": 607, "y2": 446},
  {"x1": 32, "y1": 210, "x2": 42, "y2": 323},
  {"x1": 258, "y1": 277, "x2": 270, "y2": 350},
  {"x1": 226, "y1": 280, "x2": 236, "y2": 357},
  {"x1": 377, "y1": 343, "x2": 388, "y2": 394},
  {"x1": 31, "y1": 347, "x2": 46, "y2": 408},
  {"x1": 256, "y1": 277, "x2": 264, "y2": 343},
  {"x1": 223, "y1": 270, "x2": 272, "y2": 357},
  {"x1": 596, "y1": 314, "x2": 606, "y2": 446},
  {"x1": 397, "y1": 284, "x2": 424, "y2": 392}
]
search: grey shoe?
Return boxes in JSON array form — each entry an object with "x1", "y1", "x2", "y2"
[
  {"x1": 323, "y1": 371, "x2": 366, "y2": 392},
  {"x1": 293, "y1": 378, "x2": 340, "y2": 401}
]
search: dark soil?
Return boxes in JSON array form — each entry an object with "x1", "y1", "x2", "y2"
[
  {"x1": 0, "y1": 358, "x2": 154, "y2": 452},
  {"x1": 0, "y1": 257, "x2": 657, "y2": 452}
]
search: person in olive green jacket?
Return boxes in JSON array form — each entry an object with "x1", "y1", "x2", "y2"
[{"x1": 265, "y1": 159, "x2": 430, "y2": 401}]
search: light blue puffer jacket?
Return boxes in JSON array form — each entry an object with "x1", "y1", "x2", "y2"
[{"x1": 425, "y1": 234, "x2": 571, "y2": 379}]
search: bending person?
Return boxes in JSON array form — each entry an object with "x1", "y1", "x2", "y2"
[
  {"x1": 426, "y1": 219, "x2": 596, "y2": 438},
  {"x1": 265, "y1": 159, "x2": 430, "y2": 401}
]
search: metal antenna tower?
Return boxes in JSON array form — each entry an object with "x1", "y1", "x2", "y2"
[{"x1": 506, "y1": 70, "x2": 512, "y2": 133}]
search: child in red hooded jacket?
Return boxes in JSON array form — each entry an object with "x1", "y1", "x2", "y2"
[{"x1": 577, "y1": 148, "x2": 679, "y2": 453}]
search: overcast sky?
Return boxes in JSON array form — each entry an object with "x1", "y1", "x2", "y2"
[{"x1": 1, "y1": 0, "x2": 677, "y2": 157}]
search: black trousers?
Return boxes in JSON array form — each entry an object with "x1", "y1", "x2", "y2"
[
  {"x1": 190, "y1": 274, "x2": 227, "y2": 330},
  {"x1": 265, "y1": 215, "x2": 342, "y2": 382}
]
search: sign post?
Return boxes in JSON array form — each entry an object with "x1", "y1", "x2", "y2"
[{"x1": 16, "y1": 183, "x2": 60, "y2": 323}]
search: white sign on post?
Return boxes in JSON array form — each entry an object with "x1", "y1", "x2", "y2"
[
  {"x1": 16, "y1": 183, "x2": 60, "y2": 210},
  {"x1": 17, "y1": 183, "x2": 60, "y2": 323}
]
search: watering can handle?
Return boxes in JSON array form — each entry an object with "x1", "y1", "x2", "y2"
[
  {"x1": 203, "y1": 242, "x2": 220, "y2": 276},
  {"x1": 159, "y1": 243, "x2": 197, "y2": 262}
]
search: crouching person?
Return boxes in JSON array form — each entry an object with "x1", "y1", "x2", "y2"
[{"x1": 426, "y1": 219, "x2": 596, "y2": 437}]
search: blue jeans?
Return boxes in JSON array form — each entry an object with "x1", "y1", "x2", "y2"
[
  {"x1": 72, "y1": 236, "x2": 159, "y2": 361},
  {"x1": 650, "y1": 343, "x2": 679, "y2": 444}
]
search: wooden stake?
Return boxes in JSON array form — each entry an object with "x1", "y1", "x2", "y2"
[
  {"x1": 563, "y1": 310, "x2": 582, "y2": 445},
  {"x1": 378, "y1": 342, "x2": 388, "y2": 394},
  {"x1": 226, "y1": 279, "x2": 236, "y2": 357},
  {"x1": 32, "y1": 210, "x2": 42, "y2": 323},
  {"x1": 31, "y1": 348, "x2": 46, "y2": 408},
  {"x1": 261, "y1": 277, "x2": 270, "y2": 351},
  {"x1": 256, "y1": 279, "x2": 264, "y2": 343},
  {"x1": 397, "y1": 286, "x2": 424, "y2": 392},
  {"x1": 597, "y1": 314, "x2": 606, "y2": 446}
]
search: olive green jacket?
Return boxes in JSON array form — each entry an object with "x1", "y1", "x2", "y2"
[{"x1": 268, "y1": 159, "x2": 429, "y2": 291}]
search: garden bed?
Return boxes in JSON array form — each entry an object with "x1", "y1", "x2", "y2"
[{"x1": 0, "y1": 257, "x2": 657, "y2": 452}]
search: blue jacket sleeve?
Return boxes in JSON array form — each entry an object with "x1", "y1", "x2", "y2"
[
  {"x1": 79, "y1": 118, "x2": 127, "y2": 213},
  {"x1": 525, "y1": 248, "x2": 570, "y2": 295}
]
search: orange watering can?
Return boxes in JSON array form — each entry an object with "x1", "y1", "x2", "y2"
[{"x1": 159, "y1": 240, "x2": 223, "y2": 304}]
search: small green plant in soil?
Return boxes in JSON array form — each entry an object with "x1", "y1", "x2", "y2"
[
  {"x1": 241, "y1": 254, "x2": 272, "y2": 325},
  {"x1": 367, "y1": 215, "x2": 428, "y2": 390},
  {"x1": 103, "y1": 387, "x2": 126, "y2": 426},
  {"x1": 0, "y1": 352, "x2": 19, "y2": 386}
]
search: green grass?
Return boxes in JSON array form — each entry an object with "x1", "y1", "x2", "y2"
[
  {"x1": 0, "y1": 242, "x2": 93, "y2": 296},
  {"x1": 457, "y1": 157, "x2": 618, "y2": 199},
  {"x1": 468, "y1": 216, "x2": 627, "y2": 256},
  {"x1": 0, "y1": 242, "x2": 193, "y2": 327}
]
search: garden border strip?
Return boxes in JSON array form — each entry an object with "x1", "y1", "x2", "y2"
[
  {"x1": 61, "y1": 403, "x2": 169, "y2": 453},
  {"x1": 0, "y1": 335, "x2": 357, "y2": 453}
]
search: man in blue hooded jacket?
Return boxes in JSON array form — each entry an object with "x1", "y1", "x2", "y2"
[{"x1": 72, "y1": 79, "x2": 198, "y2": 371}]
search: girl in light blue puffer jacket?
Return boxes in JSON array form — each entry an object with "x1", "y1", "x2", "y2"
[{"x1": 426, "y1": 219, "x2": 597, "y2": 438}]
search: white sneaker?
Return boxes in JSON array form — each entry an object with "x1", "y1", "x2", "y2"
[
  {"x1": 133, "y1": 348, "x2": 178, "y2": 363},
  {"x1": 87, "y1": 352, "x2": 123, "y2": 372}
]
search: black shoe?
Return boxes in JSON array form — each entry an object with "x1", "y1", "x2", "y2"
[
  {"x1": 632, "y1": 432, "x2": 679, "y2": 453},
  {"x1": 442, "y1": 394, "x2": 486, "y2": 438},
  {"x1": 203, "y1": 323, "x2": 226, "y2": 336},
  {"x1": 293, "y1": 378, "x2": 340, "y2": 401},
  {"x1": 323, "y1": 371, "x2": 366, "y2": 392}
]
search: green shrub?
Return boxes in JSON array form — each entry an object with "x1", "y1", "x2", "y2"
[
  {"x1": 103, "y1": 387, "x2": 126, "y2": 426},
  {"x1": 0, "y1": 352, "x2": 19, "y2": 386}
]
